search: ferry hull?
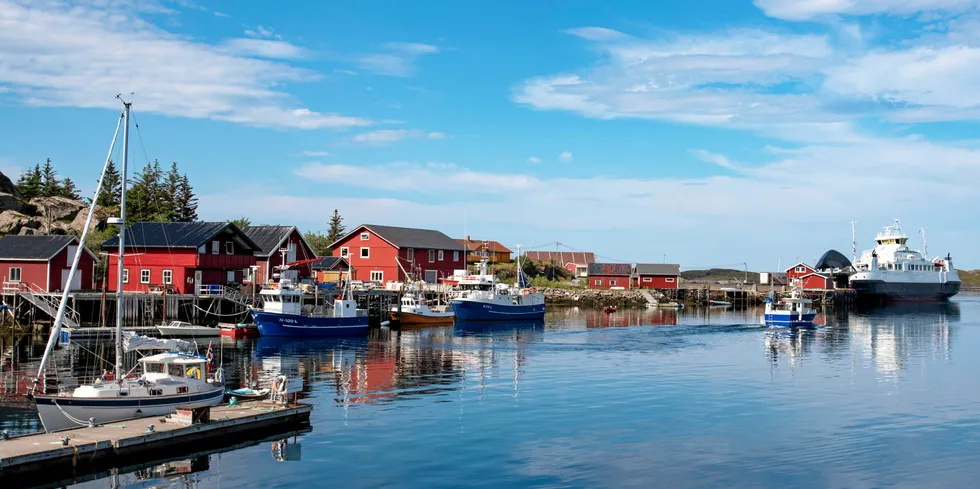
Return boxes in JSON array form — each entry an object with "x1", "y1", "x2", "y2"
[
  {"x1": 762, "y1": 313, "x2": 817, "y2": 328},
  {"x1": 33, "y1": 388, "x2": 224, "y2": 433},
  {"x1": 251, "y1": 311, "x2": 370, "y2": 337},
  {"x1": 451, "y1": 300, "x2": 545, "y2": 321},
  {"x1": 391, "y1": 311, "x2": 455, "y2": 327},
  {"x1": 850, "y1": 280, "x2": 960, "y2": 302}
]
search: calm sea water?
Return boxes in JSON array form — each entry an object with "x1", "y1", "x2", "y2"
[{"x1": 3, "y1": 294, "x2": 980, "y2": 488}]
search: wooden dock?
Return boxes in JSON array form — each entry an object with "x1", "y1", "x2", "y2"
[{"x1": 0, "y1": 401, "x2": 311, "y2": 485}]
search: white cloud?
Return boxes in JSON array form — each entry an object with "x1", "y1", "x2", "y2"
[
  {"x1": 221, "y1": 38, "x2": 307, "y2": 59},
  {"x1": 0, "y1": 0, "x2": 369, "y2": 130},
  {"x1": 690, "y1": 149, "x2": 743, "y2": 172},
  {"x1": 754, "y1": 0, "x2": 976, "y2": 21},
  {"x1": 528, "y1": 156, "x2": 541, "y2": 164},
  {"x1": 563, "y1": 27, "x2": 631, "y2": 42},
  {"x1": 352, "y1": 129, "x2": 446, "y2": 144},
  {"x1": 356, "y1": 42, "x2": 440, "y2": 77},
  {"x1": 333, "y1": 69, "x2": 357, "y2": 76},
  {"x1": 244, "y1": 25, "x2": 280, "y2": 40},
  {"x1": 213, "y1": 11, "x2": 230, "y2": 18},
  {"x1": 559, "y1": 151, "x2": 573, "y2": 163},
  {"x1": 300, "y1": 150, "x2": 329, "y2": 157}
]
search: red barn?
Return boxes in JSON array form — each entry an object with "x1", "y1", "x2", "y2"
[
  {"x1": 786, "y1": 263, "x2": 817, "y2": 282},
  {"x1": 634, "y1": 263, "x2": 681, "y2": 289},
  {"x1": 588, "y1": 263, "x2": 633, "y2": 289},
  {"x1": 329, "y1": 224, "x2": 465, "y2": 284},
  {"x1": 243, "y1": 225, "x2": 317, "y2": 285},
  {"x1": 799, "y1": 272, "x2": 833, "y2": 291},
  {"x1": 0, "y1": 235, "x2": 97, "y2": 292},
  {"x1": 102, "y1": 222, "x2": 260, "y2": 294}
]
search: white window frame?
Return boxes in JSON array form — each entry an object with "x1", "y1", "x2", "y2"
[
  {"x1": 360, "y1": 247, "x2": 370, "y2": 259},
  {"x1": 123, "y1": 268, "x2": 129, "y2": 284},
  {"x1": 225, "y1": 241, "x2": 234, "y2": 255},
  {"x1": 595, "y1": 279, "x2": 602, "y2": 286},
  {"x1": 795, "y1": 266, "x2": 806, "y2": 273},
  {"x1": 212, "y1": 241, "x2": 220, "y2": 255},
  {"x1": 340, "y1": 247, "x2": 349, "y2": 258},
  {"x1": 370, "y1": 270, "x2": 383, "y2": 282},
  {"x1": 643, "y1": 277, "x2": 652, "y2": 282},
  {"x1": 227, "y1": 270, "x2": 236, "y2": 283},
  {"x1": 438, "y1": 250, "x2": 444, "y2": 261},
  {"x1": 610, "y1": 280, "x2": 617, "y2": 286},
  {"x1": 407, "y1": 248, "x2": 414, "y2": 261},
  {"x1": 453, "y1": 251, "x2": 459, "y2": 261},
  {"x1": 665, "y1": 277, "x2": 675, "y2": 283},
  {"x1": 140, "y1": 269, "x2": 151, "y2": 284},
  {"x1": 428, "y1": 250, "x2": 435, "y2": 263},
  {"x1": 8, "y1": 267, "x2": 21, "y2": 282},
  {"x1": 162, "y1": 269, "x2": 173, "y2": 285},
  {"x1": 360, "y1": 232, "x2": 370, "y2": 241}
]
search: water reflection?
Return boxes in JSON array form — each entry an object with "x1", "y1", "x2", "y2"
[{"x1": 847, "y1": 302, "x2": 958, "y2": 378}]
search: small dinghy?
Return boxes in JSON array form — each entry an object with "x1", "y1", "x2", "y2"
[
  {"x1": 158, "y1": 321, "x2": 220, "y2": 337},
  {"x1": 226, "y1": 387, "x2": 271, "y2": 400},
  {"x1": 603, "y1": 305, "x2": 617, "y2": 314}
]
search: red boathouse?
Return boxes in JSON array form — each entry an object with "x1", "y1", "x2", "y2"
[
  {"x1": 242, "y1": 225, "x2": 317, "y2": 285},
  {"x1": 588, "y1": 263, "x2": 633, "y2": 289},
  {"x1": 102, "y1": 222, "x2": 260, "y2": 294},
  {"x1": 0, "y1": 235, "x2": 97, "y2": 292},
  {"x1": 330, "y1": 224, "x2": 465, "y2": 284},
  {"x1": 634, "y1": 263, "x2": 681, "y2": 290}
]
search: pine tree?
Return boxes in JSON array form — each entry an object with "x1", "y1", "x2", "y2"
[
  {"x1": 60, "y1": 178, "x2": 81, "y2": 200},
  {"x1": 304, "y1": 231, "x2": 332, "y2": 256},
  {"x1": 127, "y1": 160, "x2": 164, "y2": 222},
  {"x1": 40, "y1": 158, "x2": 61, "y2": 198},
  {"x1": 231, "y1": 217, "x2": 251, "y2": 228},
  {"x1": 326, "y1": 209, "x2": 346, "y2": 244},
  {"x1": 174, "y1": 172, "x2": 198, "y2": 222},
  {"x1": 163, "y1": 162, "x2": 183, "y2": 221},
  {"x1": 16, "y1": 164, "x2": 43, "y2": 200},
  {"x1": 96, "y1": 160, "x2": 121, "y2": 208}
]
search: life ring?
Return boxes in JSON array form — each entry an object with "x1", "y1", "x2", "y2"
[
  {"x1": 213, "y1": 367, "x2": 224, "y2": 384},
  {"x1": 186, "y1": 367, "x2": 200, "y2": 379}
]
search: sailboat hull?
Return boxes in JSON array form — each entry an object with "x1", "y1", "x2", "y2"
[{"x1": 33, "y1": 387, "x2": 224, "y2": 433}]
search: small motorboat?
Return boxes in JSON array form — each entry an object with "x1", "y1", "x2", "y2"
[
  {"x1": 226, "y1": 387, "x2": 270, "y2": 400},
  {"x1": 603, "y1": 305, "x2": 617, "y2": 314},
  {"x1": 218, "y1": 322, "x2": 260, "y2": 338},
  {"x1": 157, "y1": 321, "x2": 221, "y2": 337},
  {"x1": 391, "y1": 294, "x2": 455, "y2": 327}
]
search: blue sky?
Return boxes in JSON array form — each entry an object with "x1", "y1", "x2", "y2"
[{"x1": 1, "y1": 0, "x2": 978, "y2": 270}]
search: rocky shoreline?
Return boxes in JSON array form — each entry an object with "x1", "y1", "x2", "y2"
[{"x1": 537, "y1": 287, "x2": 660, "y2": 308}]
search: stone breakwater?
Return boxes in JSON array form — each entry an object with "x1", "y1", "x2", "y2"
[{"x1": 538, "y1": 288, "x2": 657, "y2": 308}]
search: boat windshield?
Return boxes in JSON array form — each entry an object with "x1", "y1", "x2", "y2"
[{"x1": 144, "y1": 362, "x2": 165, "y2": 374}]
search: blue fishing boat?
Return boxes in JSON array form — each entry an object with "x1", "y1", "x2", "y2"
[
  {"x1": 760, "y1": 286, "x2": 816, "y2": 327},
  {"x1": 451, "y1": 246, "x2": 545, "y2": 322}
]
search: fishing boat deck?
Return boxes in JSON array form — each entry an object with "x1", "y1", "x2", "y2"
[{"x1": 0, "y1": 401, "x2": 311, "y2": 476}]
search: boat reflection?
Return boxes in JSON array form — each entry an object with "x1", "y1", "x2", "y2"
[{"x1": 453, "y1": 318, "x2": 545, "y2": 335}]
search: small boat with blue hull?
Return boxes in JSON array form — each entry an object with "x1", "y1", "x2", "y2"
[
  {"x1": 251, "y1": 266, "x2": 369, "y2": 336},
  {"x1": 761, "y1": 286, "x2": 816, "y2": 328},
  {"x1": 450, "y1": 247, "x2": 545, "y2": 322}
]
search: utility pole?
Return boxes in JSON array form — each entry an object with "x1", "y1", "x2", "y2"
[{"x1": 851, "y1": 221, "x2": 857, "y2": 264}]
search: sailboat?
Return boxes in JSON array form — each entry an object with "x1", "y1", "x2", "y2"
[{"x1": 30, "y1": 100, "x2": 224, "y2": 433}]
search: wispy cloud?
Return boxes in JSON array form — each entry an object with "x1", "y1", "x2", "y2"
[
  {"x1": 221, "y1": 38, "x2": 307, "y2": 59},
  {"x1": 690, "y1": 149, "x2": 743, "y2": 172},
  {"x1": 300, "y1": 150, "x2": 329, "y2": 157},
  {"x1": 333, "y1": 69, "x2": 357, "y2": 76},
  {"x1": 213, "y1": 11, "x2": 230, "y2": 18},
  {"x1": 528, "y1": 156, "x2": 541, "y2": 164},
  {"x1": 559, "y1": 151, "x2": 573, "y2": 163},
  {"x1": 244, "y1": 25, "x2": 280, "y2": 40},
  {"x1": 754, "y1": 0, "x2": 976, "y2": 20},
  {"x1": 352, "y1": 129, "x2": 446, "y2": 145},
  {"x1": 0, "y1": 0, "x2": 370, "y2": 130},
  {"x1": 356, "y1": 42, "x2": 440, "y2": 77}
]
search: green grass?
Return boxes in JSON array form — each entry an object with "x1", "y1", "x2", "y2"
[{"x1": 959, "y1": 269, "x2": 980, "y2": 287}]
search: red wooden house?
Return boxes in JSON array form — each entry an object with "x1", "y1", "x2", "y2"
[
  {"x1": 0, "y1": 235, "x2": 97, "y2": 292},
  {"x1": 588, "y1": 263, "x2": 633, "y2": 289},
  {"x1": 243, "y1": 225, "x2": 317, "y2": 285},
  {"x1": 634, "y1": 263, "x2": 681, "y2": 289},
  {"x1": 102, "y1": 222, "x2": 260, "y2": 294},
  {"x1": 786, "y1": 263, "x2": 817, "y2": 282},
  {"x1": 329, "y1": 224, "x2": 465, "y2": 284},
  {"x1": 799, "y1": 272, "x2": 833, "y2": 290}
]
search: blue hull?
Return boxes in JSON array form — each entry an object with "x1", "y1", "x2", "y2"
[
  {"x1": 251, "y1": 310, "x2": 370, "y2": 337},
  {"x1": 763, "y1": 313, "x2": 817, "y2": 328},
  {"x1": 451, "y1": 300, "x2": 545, "y2": 321}
]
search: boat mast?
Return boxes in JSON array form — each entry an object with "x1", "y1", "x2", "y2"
[
  {"x1": 920, "y1": 227, "x2": 928, "y2": 257},
  {"x1": 115, "y1": 99, "x2": 131, "y2": 382},
  {"x1": 850, "y1": 221, "x2": 857, "y2": 264}
]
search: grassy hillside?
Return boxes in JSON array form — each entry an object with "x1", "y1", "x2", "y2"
[
  {"x1": 681, "y1": 268, "x2": 759, "y2": 284},
  {"x1": 959, "y1": 269, "x2": 980, "y2": 289}
]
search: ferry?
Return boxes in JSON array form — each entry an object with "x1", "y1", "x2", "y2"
[
  {"x1": 250, "y1": 275, "x2": 369, "y2": 336},
  {"x1": 451, "y1": 248, "x2": 545, "y2": 322},
  {"x1": 849, "y1": 220, "x2": 960, "y2": 302}
]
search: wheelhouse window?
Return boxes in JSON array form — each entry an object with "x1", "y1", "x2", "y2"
[
  {"x1": 144, "y1": 362, "x2": 165, "y2": 373},
  {"x1": 225, "y1": 241, "x2": 234, "y2": 255},
  {"x1": 340, "y1": 247, "x2": 349, "y2": 258},
  {"x1": 162, "y1": 269, "x2": 173, "y2": 285},
  {"x1": 8, "y1": 267, "x2": 21, "y2": 282},
  {"x1": 168, "y1": 364, "x2": 184, "y2": 376},
  {"x1": 140, "y1": 269, "x2": 151, "y2": 284},
  {"x1": 360, "y1": 232, "x2": 370, "y2": 241},
  {"x1": 370, "y1": 271, "x2": 383, "y2": 282},
  {"x1": 360, "y1": 247, "x2": 370, "y2": 258}
]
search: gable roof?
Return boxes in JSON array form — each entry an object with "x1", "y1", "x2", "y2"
[
  {"x1": 588, "y1": 263, "x2": 632, "y2": 276},
  {"x1": 331, "y1": 224, "x2": 465, "y2": 251},
  {"x1": 525, "y1": 250, "x2": 595, "y2": 265},
  {"x1": 311, "y1": 256, "x2": 349, "y2": 271},
  {"x1": 102, "y1": 222, "x2": 260, "y2": 251},
  {"x1": 635, "y1": 263, "x2": 681, "y2": 276},
  {"x1": 785, "y1": 262, "x2": 815, "y2": 273},
  {"x1": 455, "y1": 238, "x2": 513, "y2": 254},
  {"x1": 242, "y1": 225, "x2": 315, "y2": 258},
  {"x1": 0, "y1": 235, "x2": 95, "y2": 261}
]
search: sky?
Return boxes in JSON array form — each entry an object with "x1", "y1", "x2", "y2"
[{"x1": 1, "y1": 0, "x2": 978, "y2": 270}]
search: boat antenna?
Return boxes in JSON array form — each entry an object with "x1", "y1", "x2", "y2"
[
  {"x1": 33, "y1": 108, "x2": 124, "y2": 392},
  {"x1": 919, "y1": 227, "x2": 927, "y2": 256}
]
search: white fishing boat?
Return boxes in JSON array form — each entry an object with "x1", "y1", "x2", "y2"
[
  {"x1": 450, "y1": 246, "x2": 545, "y2": 322},
  {"x1": 390, "y1": 293, "x2": 455, "y2": 326},
  {"x1": 157, "y1": 321, "x2": 220, "y2": 337},
  {"x1": 761, "y1": 285, "x2": 816, "y2": 328},
  {"x1": 31, "y1": 100, "x2": 224, "y2": 433}
]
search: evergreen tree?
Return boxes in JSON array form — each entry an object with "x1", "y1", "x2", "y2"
[
  {"x1": 96, "y1": 160, "x2": 121, "y2": 208},
  {"x1": 174, "y1": 172, "x2": 198, "y2": 222},
  {"x1": 40, "y1": 158, "x2": 61, "y2": 198},
  {"x1": 60, "y1": 177, "x2": 81, "y2": 200},
  {"x1": 326, "y1": 209, "x2": 346, "y2": 243},
  {"x1": 231, "y1": 217, "x2": 251, "y2": 228},
  {"x1": 304, "y1": 231, "x2": 332, "y2": 256},
  {"x1": 16, "y1": 164, "x2": 43, "y2": 200},
  {"x1": 127, "y1": 160, "x2": 165, "y2": 222},
  {"x1": 163, "y1": 162, "x2": 182, "y2": 221}
]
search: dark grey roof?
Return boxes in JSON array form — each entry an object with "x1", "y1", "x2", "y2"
[
  {"x1": 311, "y1": 256, "x2": 348, "y2": 270},
  {"x1": 588, "y1": 263, "x2": 632, "y2": 276},
  {"x1": 525, "y1": 251, "x2": 595, "y2": 265},
  {"x1": 242, "y1": 225, "x2": 296, "y2": 257},
  {"x1": 102, "y1": 222, "x2": 260, "y2": 251},
  {"x1": 635, "y1": 263, "x2": 680, "y2": 275},
  {"x1": 815, "y1": 249, "x2": 852, "y2": 270},
  {"x1": 333, "y1": 224, "x2": 465, "y2": 251},
  {"x1": 0, "y1": 235, "x2": 84, "y2": 261}
]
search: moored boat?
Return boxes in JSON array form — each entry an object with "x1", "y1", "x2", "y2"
[
  {"x1": 157, "y1": 320, "x2": 220, "y2": 337},
  {"x1": 218, "y1": 322, "x2": 260, "y2": 338},
  {"x1": 390, "y1": 294, "x2": 455, "y2": 326},
  {"x1": 450, "y1": 247, "x2": 545, "y2": 322}
]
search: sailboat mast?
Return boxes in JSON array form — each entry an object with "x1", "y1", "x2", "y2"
[{"x1": 115, "y1": 101, "x2": 131, "y2": 382}]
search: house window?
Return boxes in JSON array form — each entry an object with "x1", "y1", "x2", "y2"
[
  {"x1": 225, "y1": 242, "x2": 234, "y2": 255},
  {"x1": 665, "y1": 277, "x2": 675, "y2": 283},
  {"x1": 428, "y1": 250, "x2": 435, "y2": 263},
  {"x1": 340, "y1": 247, "x2": 349, "y2": 258},
  {"x1": 360, "y1": 233, "x2": 370, "y2": 241},
  {"x1": 227, "y1": 270, "x2": 236, "y2": 283},
  {"x1": 212, "y1": 241, "x2": 220, "y2": 255},
  {"x1": 8, "y1": 267, "x2": 21, "y2": 282},
  {"x1": 438, "y1": 250, "x2": 444, "y2": 261},
  {"x1": 360, "y1": 247, "x2": 370, "y2": 259},
  {"x1": 407, "y1": 248, "x2": 414, "y2": 261},
  {"x1": 370, "y1": 271, "x2": 383, "y2": 282},
  {"x1": 643, "y1": 277, "x2": 652, "y2": 282},
  {"x1": 595, "y1": 280, "x2": 602, "y2": 286},
  {"x1": 795, "y1": 266, "x2": 805, "y2": 273},
  {"x1": 453, "y1": 251, "x2": 459, "y2": 261},
  {"x1": 610, "y1": 280, "x2": 617, "y2": 286},
  {"x1": 140, "y1": 269, "x2": 151, "y2": 284},
  {"x1": 123, "y1": 269, "x2": 129, "y2": 284},
  {"x1": 162, "y1": 270, "x2": 173, "y2": 285}
]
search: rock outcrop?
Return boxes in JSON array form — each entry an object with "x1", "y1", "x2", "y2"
[
  {"x1": 30, "y1": 196, "x2": 86, "y2": 222},
  {"x1": 538, "y1": 287, "x2": 660, "y2": 308},
  {"x1": 0, "y1": 210, "x2": 31, "y2": 234},
  {"x1": 0, "y1": 171, "x2": 99, "y2": 237}
]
